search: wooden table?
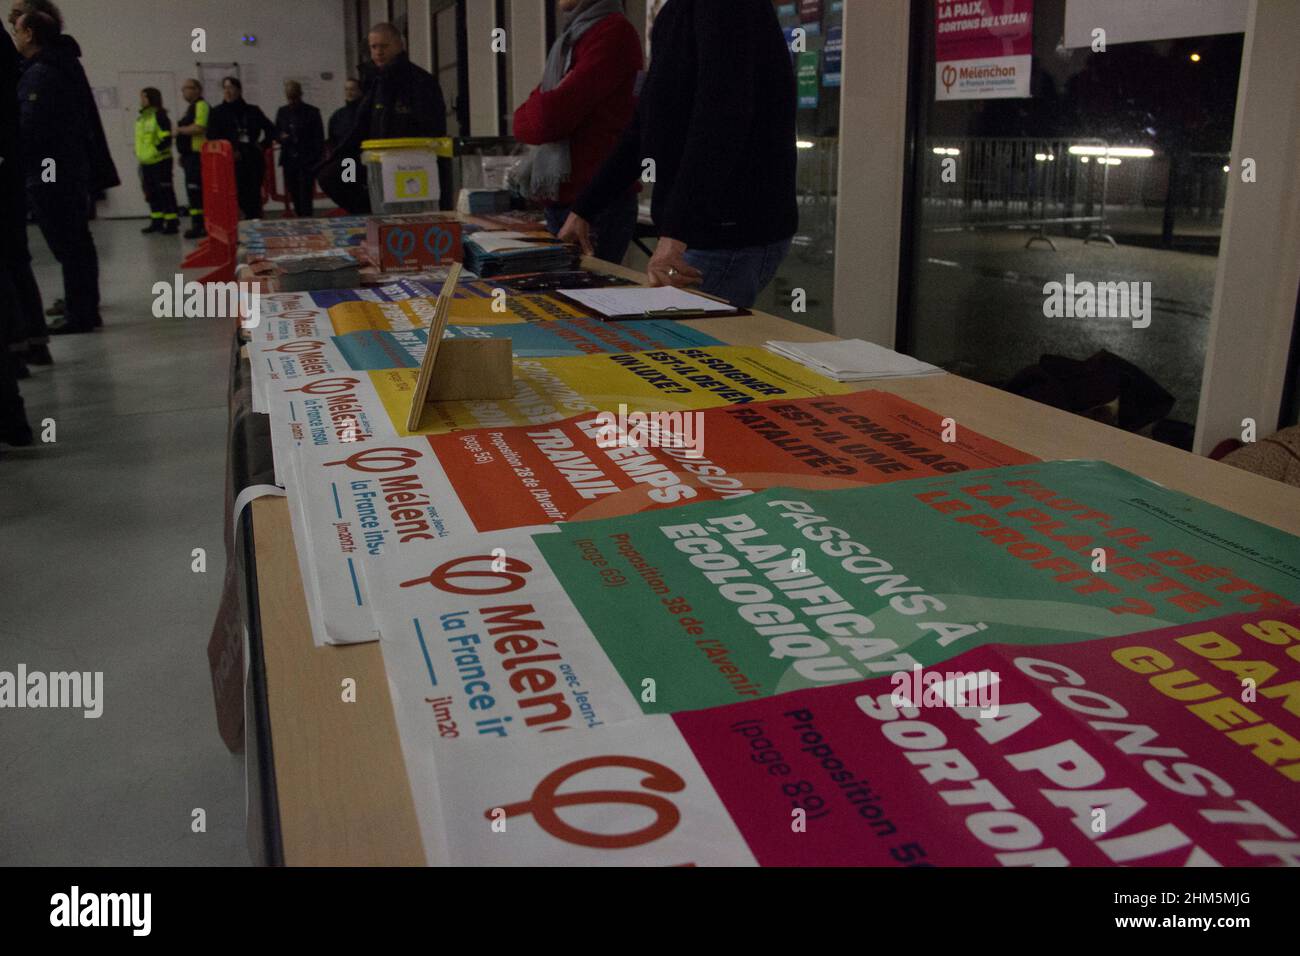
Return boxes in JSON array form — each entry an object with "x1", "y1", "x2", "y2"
[{"x1": 249, "y1": 259, "x2": 1300, "y2": 865}]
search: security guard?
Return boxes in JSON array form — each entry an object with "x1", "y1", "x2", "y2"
[
  {"x1": 275, "y1": 80, "x2": 324, "y2": 218},
  {"x1": 135, "y1": 87, "x2": 179, "y2": 234},
  {"x1": 175, "y1": 78, "x2": 209, "y2": 238},
  {"x1": 317, "y1": 22, "x2": 448, "y2": 213},
  {"x1": 206, "y1": 75, "x2": 277, "y2": 220}
]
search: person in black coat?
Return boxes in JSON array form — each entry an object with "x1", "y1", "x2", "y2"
[
  {"x1": 206, "y1": 75, "x2": 277, "y2": 220},
  {"x1": 560, "y1": 0, "x2": 798, "y2": 307},
  {"x1": 317, "y1": 22, "x2": 449, "y2": 213},
  {"x1": 8, "y1": 2, "x2": 120, "y2": 198},
  {"x1": 0, "y1": 18, "x2": 48, "y2": 378},
  {"x1": 7, "y1": 0, "x2": 113, "y2": 330},
  {"x1": 275, "y1": 80, "x2": 324, "y2": 218},
  {"x1": 1, "y1": 27, "x2": 34, "y2": 447},
  {"x1": 15, "y1": 10, "x2": 101, "y2": 335},
  {"x1": 327, "y1": 77, "x2": 362, "y2": 154}
]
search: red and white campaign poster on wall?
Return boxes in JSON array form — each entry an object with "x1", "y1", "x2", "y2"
[{"x1": 935, "y1": 0, "x2": 1034, "y2": 100}]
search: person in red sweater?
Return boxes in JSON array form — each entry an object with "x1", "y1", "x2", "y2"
[{"x1": 512, "y1": 0, "x2": 641, "y2": 265}]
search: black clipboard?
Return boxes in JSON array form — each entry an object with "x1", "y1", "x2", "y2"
[{"x1": 553, "y1": 287, "x2": 750, "y2": 322}]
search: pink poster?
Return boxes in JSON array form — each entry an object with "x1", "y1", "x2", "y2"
[
  {"x1": 674, "y1": 608, "x2": 1300, "y2": 865},
  {"x1": 935, "y1": 0, "x2": 1034, "y2": 100}
]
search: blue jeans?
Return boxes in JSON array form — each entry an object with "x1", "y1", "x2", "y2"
[
  {"x1": 545, "y1": 192, "x2": 639, "y2": 266},
  {"x1": 683, "y1": 238, "x2": 792, "y2": 309}
]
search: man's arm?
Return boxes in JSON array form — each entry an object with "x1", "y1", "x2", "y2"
[
  {"x1": 656, "y1": 1, "x2": 759, "y2": 243},
  {"x1": 177, "y1": 100, "x2": 207, "y2": 136},
  {"x1": 513, "y1": 17, "x2": 641, "y2": 145}
]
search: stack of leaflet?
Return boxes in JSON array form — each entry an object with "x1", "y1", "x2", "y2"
[
  {"x1": 237, "y1": 216, "x2": 369, "y2": 263},
  {"x1": 764, "y1": 338, "x2": 944, "y2": 382},
  {"x1": 462, "y1": 230, "x2": 578, "y2": 277},
  {"x1": 242, "y1": 249, "x2": 363, "y2": 292},
  {"x1": 458, "y1": 188, "x2": 513, "y2": 215}
]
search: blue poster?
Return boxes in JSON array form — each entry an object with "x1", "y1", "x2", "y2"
[
  {"x1": 824, "y1": 25, "x2": 843, "y2": 87},
  {"x1": 332, "y1": 318, "x2": 723, "y2": 367}
]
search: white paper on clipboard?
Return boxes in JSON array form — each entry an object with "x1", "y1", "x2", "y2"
[{"x1": 559, "y1": 285, "x2": 736, "y2": 318}]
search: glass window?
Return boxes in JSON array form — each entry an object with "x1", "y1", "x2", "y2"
[
  {"x1": 752, "y1": 0, "x2": 843, "y2": 333},
  {"x1": 901, "y1": 0, "x2": 1243, "y2": 446}
]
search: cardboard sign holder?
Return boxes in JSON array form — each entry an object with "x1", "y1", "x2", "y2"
[{"x1": 406, "y1": 263, "x2": 514, "y2": 432}]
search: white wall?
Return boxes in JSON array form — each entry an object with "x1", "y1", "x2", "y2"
[
  {"x1": 407, "y1": 0, "x2": 433, "y2": 71},
  {"x1": 508, "y1": 0, "x2": 547, "y2": 116},
  {"x1": 57, "y1": 0, "x2": 349, "y2": 218},
  {"x1": 464, "y1": 0, "x2": 499, "y2": 136}
]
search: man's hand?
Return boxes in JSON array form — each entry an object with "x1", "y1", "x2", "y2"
[
  {"x1": 647, "y1": 237, "x2": 702, "y2": 289},
  {"x1": 557, "y1": 212, "x2": 593, "y2": 256}
]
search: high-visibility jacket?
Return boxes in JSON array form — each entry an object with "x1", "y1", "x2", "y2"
[
  {"x1": 177, "y1": 99, "x2": 208, "y2": 156},
  {"x1": 135, "y1": 106, "x2": 172, "y2": 165}
]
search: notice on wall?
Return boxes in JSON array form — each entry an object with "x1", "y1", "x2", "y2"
[
  {"x1": 823, "y1": 25, "x2": 843, "y2": 87},
  {"x1": 935, "y1": 0, "x2": 1034, "y2": 100},
  {"x1": 799, "y1": 0, "x2": 823, "y2": 21},
  {"x1": 796, "y1": 52, "x2": 820, "y2": 109}
]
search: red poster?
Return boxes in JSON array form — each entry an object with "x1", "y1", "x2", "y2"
[{"x1": 426, "y1": 390, "x2": 1035, "y2": 531}]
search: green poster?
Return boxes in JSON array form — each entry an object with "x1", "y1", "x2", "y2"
[
  {"x1": 796, "y1": 52, "x2": 820, "y2": 109},
  {"x1": 535, "y1": 461, "x2": 1300, "y2": 714}
]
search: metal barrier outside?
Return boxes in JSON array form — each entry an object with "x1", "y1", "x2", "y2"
[{"x1": 922, "y1": 136, "x2": 1118, "y2": 249}]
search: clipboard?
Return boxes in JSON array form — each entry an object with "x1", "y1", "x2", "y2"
[{"x1": 553, "y1": 286, "x2": 749, "y2": 322}]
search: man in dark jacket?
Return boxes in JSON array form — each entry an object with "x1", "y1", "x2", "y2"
[
  {"x1": 317, "y1": 22, "x2": 449, "y2": 213},
  {"x1": 0, "y1": 19, "x2": 48, "y2": 375},
  {"x1": 275, "y1": 80, "x2": 324, "y2": 218},
  {"x1": 9, "y1": 0, "x2": 115, "y2": 326},
  {"x1": 327, "y1": 77, "x2": 362, "y2": 153},
  {"x1": 9, "y1": 1, "x2": 119, "y2": 197},
  {"x1": 15, "y1": 10, "x2": 101, "y2": 334},
  {"x1": 1, "y1": 27, "x2": 34, "y2": 446},
  {"x1": 560, "y1": 0, "x2": 798, "y2": 307},
  {"x1": 206, "y1": 75, "x2": 277, "y2": 220}
]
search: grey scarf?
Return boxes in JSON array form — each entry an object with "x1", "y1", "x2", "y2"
[{"x1": 517, "y1": 0, "x2": 625, "y2": 201}]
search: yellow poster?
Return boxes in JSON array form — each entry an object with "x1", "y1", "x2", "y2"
[
  {"x1": 328, "y1": 293, "x2": 588, "y2": 333},
  {"x1": 372, "y1": 345, "x2": 855, "y2": 436}
]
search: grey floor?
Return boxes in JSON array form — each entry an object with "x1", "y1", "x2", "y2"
[{"x1": 1, "y1": 218, "x2": 249, "y2": 865}]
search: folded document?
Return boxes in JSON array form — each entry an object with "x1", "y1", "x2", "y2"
[{"x1": 764, "y1": 339, "x2": 944, "y2": 382}]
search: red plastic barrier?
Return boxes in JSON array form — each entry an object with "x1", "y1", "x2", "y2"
[{"x1": 181, "y1": 140, "x2": 238, "y2": 283}]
